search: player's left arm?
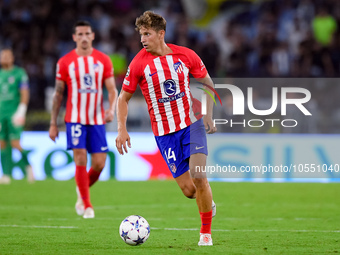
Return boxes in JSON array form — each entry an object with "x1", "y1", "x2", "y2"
[
  {"x1": 12, "y1": 73, "x2": 30, "y2": 126},
  {"x1": 187, "y1": 48, "x2": 217, "y2": 134},
  {"x1": 104, "y1": 76, "x2": 118, "y2": 123},
  {"x1": 196, "y1": 73, "x2": 217, "y2": 134}
]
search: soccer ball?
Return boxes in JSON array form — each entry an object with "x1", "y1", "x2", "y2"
[{"x1": 119, "y1": 215, "x2": 150, "y2": 246}]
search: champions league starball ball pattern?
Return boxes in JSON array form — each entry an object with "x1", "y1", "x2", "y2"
[{"x1": 119, "y1": 215, "x2": 150, "y2": 246}]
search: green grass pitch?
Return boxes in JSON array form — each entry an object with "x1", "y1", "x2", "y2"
[{"x1": 0, "y1": 180, "x2": 339, "y2": 254}]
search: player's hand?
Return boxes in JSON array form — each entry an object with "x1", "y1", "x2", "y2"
[
  {"x1": 12, "y1": 114, "x2": 25, "y2": 127},
  {"x1": 203, "y1": 116, "x2": 217, "y2": 134},
  {"x1": 12, "y1": 103, "x2": 27, "y2": 127},
  {"x1": 49, "y1": 125, "x2": 59, "y2": 142},
  {"x1": 105, "y1": 109, "x2": 114, "y2": 123},
  {"x1": 115, "y1": 129, "x2": 131, "y2": 155}
]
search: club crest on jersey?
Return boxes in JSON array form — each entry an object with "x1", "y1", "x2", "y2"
[
  {"x1": 170, "y1": 163, "x2": 177, "y2": 173},
  {"x1": 84, "y1": 74, "x2": 92, "y2": 88},
  {"x1": 174, "y1": 62, "x2": 183, "y2": 74},
  {"x1": 93, "y1": 63, "x2": 100, "y2": 72},
  {"x1": 163, "y1": 79, "x2": 176, "y2": 96},
  {"x1": 72, "y1": 138, "x2": 79, "y2": 146}
]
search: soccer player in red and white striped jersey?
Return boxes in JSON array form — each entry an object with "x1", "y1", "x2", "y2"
[
  {"x1": 116, "y1": 11, "x2": 217, "y2": 246},
  {"x1": 121, "y1": 42, "x2": 204, "y2": 136},
  {"x1": 49, "y1": 21, "x2": 118, "y2": 219}
]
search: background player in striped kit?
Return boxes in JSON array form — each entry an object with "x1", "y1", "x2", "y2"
[
  {"x1": 115, "y1": 11, "x2": 217, "y2": 246},
  {"x1": 49, "y1": 21, "x2": 118, "y2": 218},
  {"x1": 0, "y1": 48, "x2": 34, "y2": 184}
]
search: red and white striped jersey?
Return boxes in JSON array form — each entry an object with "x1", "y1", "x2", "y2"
[
  {"x1": 56, "y1": 49, "x2": 114, "y2": 125},
  {"x1": 122, "y1": 44, "x2": 207, "y2": 136}
]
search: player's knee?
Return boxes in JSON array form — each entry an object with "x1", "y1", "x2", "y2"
[
  {"x1": 192, "y1": 178, "x2": 209, "y2": 189},
  {"x1": 74, "y1": 154, "x2": 87, "y2": 166},
  {"x1": 10, "y1": 140, "x2": 21, "y2": 150},
  {"x1": 0, "y1": 140, "x2": 7, "y2": 149},
  {"x1": 92, "y1": 161, "x2": 105, "y2": 171},
  {"x1": 190, "y1": 167, "x2": 207, "y2": 179},
  {"x1": 181, "y1": 185, "x2": 196, "y2": 199}
]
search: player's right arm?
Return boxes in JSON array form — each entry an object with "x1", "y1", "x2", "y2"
[
  {"x1": 12, "y1": 70, "x2": 30, "y2": 126},
  {"x1": 116, "y1": 55, "x2": 141, "y2": 155},
  {"x1": 49, "y1": 79, "x2": 65, "y2": 142},
  {"x1": 115, "y1": 90, "x2": 133, "y2": 155}
]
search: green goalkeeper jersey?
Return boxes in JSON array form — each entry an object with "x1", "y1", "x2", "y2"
[{"x1": 0, "y1": 66, "x2": 29, "y2": 118}]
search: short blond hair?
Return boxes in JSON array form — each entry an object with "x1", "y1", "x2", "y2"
[{"x1": 135, "y1": 11, "x2": 166, "y2": 32}]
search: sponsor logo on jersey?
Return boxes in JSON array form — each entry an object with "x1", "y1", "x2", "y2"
[
  {"x1": 78, "y1": 89, "x2": 98, "y2": 93},
  {"x1": 123, "y1": 79, "x2": 130, "y2": 86},
  {"x1": 8, "y1": 76, "x2": 15, "y2": 84},
  {"x1": 163, "y1": 79, "x2": 176, "y2": 96},
  {"x1": 158, "y1": 92, "x2": 185, "y2": 103},
  {"x1": 149, "y1": 71, "x2": 157, "y2": 76},
  {"x1": 173, "y1": 62, "x2": 183, "y2": 74},
  {"x1": 84, "y1": 74, "x2": 92, "y2": 87}
]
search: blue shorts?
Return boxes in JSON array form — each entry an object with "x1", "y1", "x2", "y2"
[
  {"x1": 155, "y1": 119, "x2": 208, "y2": 178},
  {"x1": 66, "y1": 123, "x2": 108, "y2": 153}
]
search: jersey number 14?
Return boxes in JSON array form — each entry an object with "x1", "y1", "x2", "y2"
[{"x1": 164, "y1": 148, "x2": 176, "y2": 163}]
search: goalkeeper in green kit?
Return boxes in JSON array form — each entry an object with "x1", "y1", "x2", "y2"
[{"x1": 0, "y1": 48, "x2": 34, "y2": 184}]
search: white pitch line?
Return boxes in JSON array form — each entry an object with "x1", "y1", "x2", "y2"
[
  {"x1": 45, "y1": 217, "x2": 324, "y2": 221},
  {"x1": 0, "y1": 204, "x2": 195, "y2": 211},
  {"x1": 0, "y1": 225, "x2": 78, "y2": 229},
  {"x1": 46, "y1": 217, "x2": 163, "y2": 221},
  {"x1": 294, "y1": 218, "x2": 321, "y2": 221},
  {"x1": 151, "y1": 227, "x2": 340, "y2": 233},
  {"x1": 3, "y1": 225, "x2": 337, "y2": 233},
  {"x1": 176, "y1": 217, "x2": 286, "y2": 221},
  {"x1": 95, "y1": 203, "x2": 197, "y2": 210},
  {"x1": 47, "y1": 218, "x2": 75, "y2": 221}
]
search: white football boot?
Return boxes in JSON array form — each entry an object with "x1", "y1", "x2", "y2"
[
  {"x1": 0, "y1": 175, "x2": 11, "y2": 184},
  {"x1": 198, "y1": 233, "x2": 213, "y2": 246},
  {"x1": 75, "y1": 187, "x2": 85, "y2": 216},
  {"x1": 83, "y1": 207, "x2": 95, "y2": 219}
]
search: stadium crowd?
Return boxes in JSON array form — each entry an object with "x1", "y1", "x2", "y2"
[{"x1": 1, "y1": 0, "x2": 340, "y2": 133}]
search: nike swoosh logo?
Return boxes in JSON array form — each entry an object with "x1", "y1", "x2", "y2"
[
  {"x1": 101, "y1": 146, "x2": 108, "y2": 151},
  {"x1": 196, "y1": 146, "x2": 204, "y2": 150},
  {"x1": 149, "y1": 72, "x2": 157, "y2": 76}
]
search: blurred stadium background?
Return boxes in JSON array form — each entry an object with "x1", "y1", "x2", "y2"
[
  {"x1": 1, "y1": 0, "x2": 340, "y2": 182},
  {"x1": 1, "y1": 0, "x2": 340, "y2": 133}
]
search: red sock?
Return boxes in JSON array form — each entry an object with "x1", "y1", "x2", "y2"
[
  {"x1": 200, "y1": 210, "x2": 212, "y2": 234},
  {"x1": 75, "y1": 165, "x2": 92, "y2": 208},
  {"x1": 88, "y1": 168, "x2": 101, "y2": 187}
]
